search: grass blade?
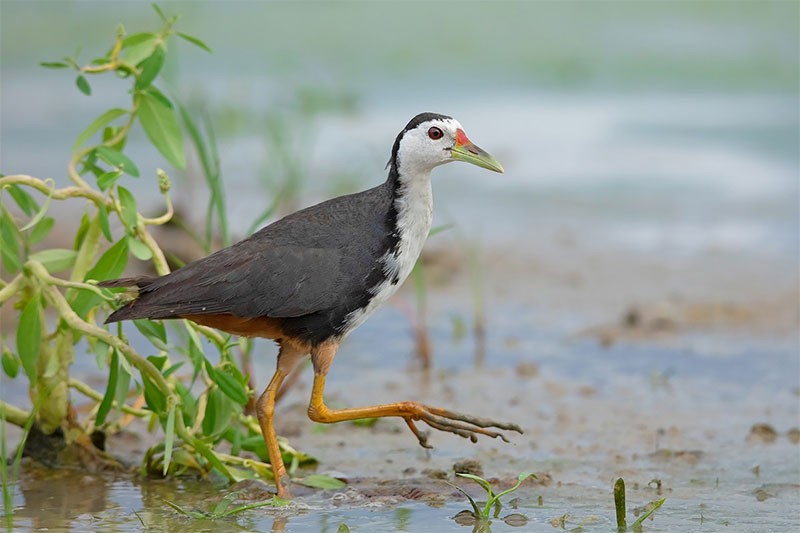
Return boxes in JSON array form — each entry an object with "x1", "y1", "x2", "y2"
[
  {"x1": 614, "y1": 478, "x2": 627, "y2": 531},
  {"x1": 631, "y1": 498, "x2": 665, "y2": 528},
  {"x1": 444, "y1": 479, "x2": 481, "y2": 518}
]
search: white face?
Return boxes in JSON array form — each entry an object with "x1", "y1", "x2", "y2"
[{"x1": 395, "y1": 117, "x2": 464, "y2": 175}]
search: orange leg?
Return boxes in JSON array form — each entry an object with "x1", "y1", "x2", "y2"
[
  {"x1": 255, "y1": 342, "x2": 307, "y2": 499},
  {"x1": 307, "y1": 341, "x2": 522, "y2": 447}
]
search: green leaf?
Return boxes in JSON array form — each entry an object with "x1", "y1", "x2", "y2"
[
  {"x1": 135, "y1": 43, "x2": 165, "y2": 90},
  {"x1": 298, "y1": 474, "x2": 346, "y2": 490},
  {"x1": 127, "y1": 235, "x2": 153, "y2": 261},
  {"x1": 2, "y1": 347, "x2": 19, "y2": 379},
  {"x1": 122, "y1": 32, "x2": 156, "y2": 49},
  {"x1": 28, "y1": 248, "x2": 77, "y2": 274},
  {"x1": 631, "y1": 498, "x2": 666, "y2": 528},
  {"x1": 72, "y1": 211, "x2": 91, "y2": 250},
  {"x1": 162, "y1": 361, "x2": 184, "y2": 379},
  {"x1": 163, "y1": 404, "x2": 176, "y2": 476},
  {"x1": 95, "y1": 348, "x2": 119, "y2": 426},
  {"x1": 151, "y1": 3, "x2": 169, "y2": 23},
  {"x1": 491, "y1": 472, "x2": 536, "y2": 504},
  {"x1": 0, "y1": 209, "x2": 21, "y2": 273},
  {"x1": 96, "y1": 146, "x2": 140, "y2": 177},
  {"x1": 456, "y1": 473, "x2": 494, "y2": 498},
  {"x1": 137, "y1": 90, "x2": 185, "y2": 168},
  {"x1": 39, "y1": 61, "x2": 70, "y2": 69},
  {"x1": 201, "y1": 387, "x2": 234, "y2": 437},
  {"x1": 206, "y1": 362, "x2": 249, "y2": 405},
  {"x1": 176, "y1": 32, "x2": 212, "y2": 53},
  {"x1": 28, "y1": 216, "x2": 54, "y2": 245},
  {"x1": 429, "y1": 223, "x2": 454, "y2": 237},
  {"x1": 133, "y1": 319, "x2": 167, "y2": 349},
  {"x1": 443, "y1": 479, "x2": 481, "y2": 518},
  {"x1": 164, "y1": 499, "x2": 204, "y2": 519},
  {"x1": 97, "y1": 169, "x2": 122, "y2": 192},
  {"x1": 142, "y1": 372, "x2": 167, "y2": 413},
  {"x1": 116, "y1": 186, "x2": 139, "y2": 230},
  {"x1": 6, "y1": 184, "x2": 39, "y2": 216},
  {"x1": 19, "y1": 182, "x2": 54, "y2": 232},
  {"x1": 76, "y1": 75, "x2": 91, "y2": 96},
  {"x1": 72, "y1": 237, "x2": 129, "y2": 318},
  {"x1": 212, "y1": 491, "x2": 237, "y2": 516},
  {"x1": 147, "y1": 354, "x2": 168, "y2": 371},
  {"x1": 72, "y1": 108, "x2": 128, "y2": 153},
  {"x1": 17, "y1": 295, "x2": 43, "y2": 382},
  {"x1": 98, "y1": 203, "x2": 113, "y2": 242},
  {"x1": 121, "y1": 33, "x2": 157, "y2": 66}
]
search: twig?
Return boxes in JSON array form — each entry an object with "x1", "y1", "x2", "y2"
[{"x1": 68, "y1": 378, "x2": 150, "y2": 418}]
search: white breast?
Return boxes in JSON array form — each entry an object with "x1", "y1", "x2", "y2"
[{"x1": 343, "y1": 177, "x2": 433, "y2": 335}]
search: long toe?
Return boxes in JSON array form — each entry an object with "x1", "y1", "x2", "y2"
[{"x1": 415, "y1": 405, "x2": 523, "y2": 444}]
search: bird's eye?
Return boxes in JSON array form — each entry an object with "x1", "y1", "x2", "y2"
[{"x1": 427, "y1": 127, "x2": 443, "y2": 140}]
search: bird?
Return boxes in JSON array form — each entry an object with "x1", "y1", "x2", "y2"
[{"x1": 100, "y1": 112, "x2": 522, "y2": 498}]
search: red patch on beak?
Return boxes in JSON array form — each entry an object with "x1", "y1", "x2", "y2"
[{"x1": 455, "y1": 128, "x2": 471, "y2": 146}]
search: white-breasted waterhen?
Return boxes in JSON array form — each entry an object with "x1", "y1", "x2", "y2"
[{"x1": 100, "y1": 112, "x2": 521, "y2": 497}]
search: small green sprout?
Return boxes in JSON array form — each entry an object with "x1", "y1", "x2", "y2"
[
  {"x1": 447, "y1": 471, "x2": 535, "y2": 529},
  {"x1": 614, "y1": 477, "x2": 666, "y2": 531},
  {"x1": 165, "y1": 491, "x2": 288, "y2": 519}
]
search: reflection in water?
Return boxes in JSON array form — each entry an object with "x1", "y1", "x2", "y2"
[{"x1": 15, "y1": 467, "x2": 109, "y2": 530}]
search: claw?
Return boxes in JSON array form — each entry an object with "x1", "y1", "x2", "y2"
[
  {"x1": 403, "y1": 404, "x2": 522, "y2": 447},
  {"x1": 405, "y1": 418, "x2": 433, "y2": 449}
]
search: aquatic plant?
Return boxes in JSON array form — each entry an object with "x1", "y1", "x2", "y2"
[
  {"x1": 614, "y1": 478, "x2": 666, "y2": 532},
  {"x1": 165, "y1": 491, "x2": 289, "y2": 520},
  {"x1": 0, "y1": 6, "x2": 334, "y2": 524},
  {"x1": 448, "y1": 471, "x2": 535, "y2": 530}
]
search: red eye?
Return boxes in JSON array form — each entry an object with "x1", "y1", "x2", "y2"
[{"x1": 427, "y1": 127, "x2": 443, "y2": 140}]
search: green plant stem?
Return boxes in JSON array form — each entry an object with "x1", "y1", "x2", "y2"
[
  {"x1": 136, "y1": 225, "x2": 170, "y2": 275},
  {"x1": 29, "y1": 262, "x2": 172, "y2": 397},
  {"x1": 28, "y1": 266, "x2": 113, "y2": 301},
  {"x1": 32, "y1": 262, "x2": 236, "y2": 479},
  {"x1": 68, "y1": 378, "x2": 149, "y2": 418},
  {"x1": 0, "y1": 174, "x2": 109, "y2": 206},
  {"x1": 0, "y1": 273, "x2": 24, "y2": 305},
  {"x1": 214, "y1": 451, "x2": 272, "y2": 473},
  {"x1": 140, "y1": 192, "x2": 174, "y2": 226},
  {"x1": 0, "y1": 400, "x2": 30, "y2": 428}
]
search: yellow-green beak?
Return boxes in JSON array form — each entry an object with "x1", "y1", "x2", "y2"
[{"x1": 450, "y1": 128, "x2": 504, "y2": 173}]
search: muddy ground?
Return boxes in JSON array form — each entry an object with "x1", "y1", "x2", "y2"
[{"x1": 5, "y1": 231, "x2": 799, "y2": 532}]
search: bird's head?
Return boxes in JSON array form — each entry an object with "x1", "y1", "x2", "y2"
[{"x1": 390, "y1": 112, "x2": 504, "y2": 177}]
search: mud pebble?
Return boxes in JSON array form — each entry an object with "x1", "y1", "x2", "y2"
[
  {"x1": 787, "y1": 427, "x2": 800, "y2": 444},
  {"x1": 402, "y1": 467, "x2": 416, "y2": 475},
  {"x1": 423, "y1": 468, "x2": 449, "y2": 480},
  {"x1": 503, "y1": 513, "x2": 528, "y2": 527},
  {"x1": 228, "y1": 479, "x2": 273, "y2": 500},
  {"x1": 650, "y1": 449, "x2": 704, "y2": 464},
  {"x1": 747, "y1": 423, "x2": 778, "y2": 443},
  {"x1": 452, "y1": 459, "x2": 483, "y2": 477},
  {"x1": 453, "y1": 509, "x2": 477, "y2": 526},
  {"x1": 754, "y1": 488, "x2": 771, "y2": 501},
  {"x1": 515, "y1": 361, "x2": 539, "y2": 378}
]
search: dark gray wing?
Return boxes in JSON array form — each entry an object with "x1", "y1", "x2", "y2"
[{"x1": 105, "y1": 184, "x2": 393, "y2": 323}]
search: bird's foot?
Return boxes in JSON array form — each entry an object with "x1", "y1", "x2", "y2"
[
  {"x1": 275, "y1": 475, "x2": 293, "y2": 500},
  {"x1": 404, "y1": 404, "x2": 523, "y2": 446}
]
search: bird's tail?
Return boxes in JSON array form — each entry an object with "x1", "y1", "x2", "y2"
[{"x1": 98, "y1": 276, "x2": 155, "y2": 323}]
